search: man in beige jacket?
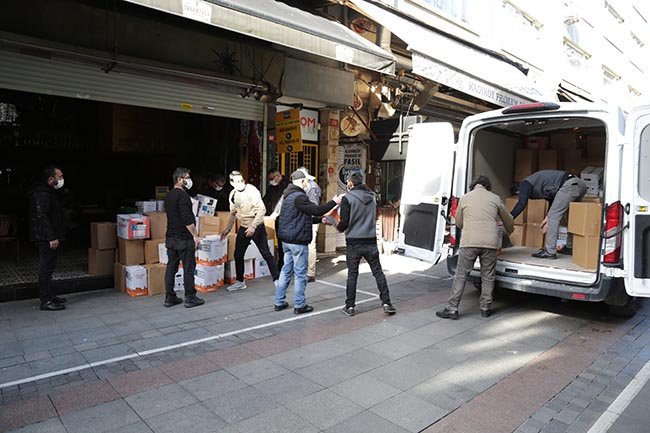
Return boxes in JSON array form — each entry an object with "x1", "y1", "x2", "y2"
[
  {"x1": 436, "y1": 175, "x2": 514, "y2": 319},
  {"x1": 220, "y1": 171, "x2": 279, "y2": 291}
]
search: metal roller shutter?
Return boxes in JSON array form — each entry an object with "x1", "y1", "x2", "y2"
[{"x1": 0, "y1": 49, "x2": 263, "y2": 121}]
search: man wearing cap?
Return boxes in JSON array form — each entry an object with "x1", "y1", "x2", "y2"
[
  {"x1": 336, "y1": 171, "x2": 396, "y2": 316},
  {"x1": 296, "y1": 167, "x2": 322, "y2": 282},
  {"x1": 274, "y1": 170, "x2": 341, "y2": 314}
]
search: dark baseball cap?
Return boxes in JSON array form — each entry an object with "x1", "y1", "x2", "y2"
[{"x1": 291, "y1": 170, "x2": 307, "y2": 180}]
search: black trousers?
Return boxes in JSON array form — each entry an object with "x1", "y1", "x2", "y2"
[
  {"x1": 345, "y1": 243, "x2": 391, "y2": 308},
  {"x1": 164, "y1": 237, "x2": 197, "y2": 297},
  {"x1": 36, "y1": 241, "x2": 58, "y2": 304},
  {"x1": 234, "y1": 225, "x2": 279, "y2": 281},
  {"x1": 275, "y1": 219, "x2": 284, "y2": 269}
]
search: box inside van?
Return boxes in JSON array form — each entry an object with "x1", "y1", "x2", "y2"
[{"x1": 399, "y1": 103, "x2": 649, "y2": 316}]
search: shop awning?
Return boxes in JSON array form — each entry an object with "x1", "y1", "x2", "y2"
[
  {"x1": 348, "y1": 0, "x2": 551, "y2": 107},
  {"x1": 123, "y1": 0, "x2": 395, "y2": 75}
]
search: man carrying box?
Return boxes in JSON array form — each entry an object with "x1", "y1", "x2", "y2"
[
  {"x1": 163, "y1": 168, "x2": 204, "y2": 308},
  {"x1": 220, "y1": 171, "x2": 280, "y2": 291},
  {"x1": 511, "y1": 169, "x2": 587, "y2": 259}
]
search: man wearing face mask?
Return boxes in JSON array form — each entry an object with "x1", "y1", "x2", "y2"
[
  {"x1": 263, "y1": 168, "x2": 289, "y2": 268},
  {"x1": 210, "y1": 173, "x2": 232, "y2": 212},
  {"x1": 163, "y1": 167, "x2": 205, "y2": 308},
  {"x1": 274, "y1": 170, "x2": 341, "y2": 314},
  {"x1": 221, "y1": 171, "x2": 280, "y2": 291},
  {"x1": 29, "y1": 166, "x2": 68, "y2": 311}
]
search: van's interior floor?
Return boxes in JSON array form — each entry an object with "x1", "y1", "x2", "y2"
[{"x1": 497, "y1": 246, "x2": 592, "y2": 272}]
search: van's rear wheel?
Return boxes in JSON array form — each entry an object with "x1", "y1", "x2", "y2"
[{"x1": 607, "y1": 296, "x2": 636, "y2": 318}]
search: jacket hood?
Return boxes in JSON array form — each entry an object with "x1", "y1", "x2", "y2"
[
  {"x1": 347, "y1": 184, "x2": 374, "y2": 205},
  {"x1": 28, "y1": 181, "x2": 53, "y2": 195},
  {"x1": 283, "y1": 183, "x2": 306, "y2": 198}
]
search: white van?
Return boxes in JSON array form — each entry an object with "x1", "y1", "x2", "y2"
[{"x1": 399, "y1": 102, "x2": 650, "y2": 316}]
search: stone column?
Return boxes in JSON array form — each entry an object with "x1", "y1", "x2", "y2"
[{"x1": 317, "y1": 108, "x2": 340, "y2": 253}]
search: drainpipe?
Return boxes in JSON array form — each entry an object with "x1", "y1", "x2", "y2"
[{"x1": 376, "y1": 25, "x2": 412, "y2": 71}]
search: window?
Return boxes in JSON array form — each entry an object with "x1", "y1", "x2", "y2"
[
  {"x1": 416, "y1": 0, "x2": 470, "y2": 23},
  {"x1": 639, "y1": 124, "x2": 650, "y2": 201},
  {"x1": 564, "y1": 16, "x2": 594, "y2": 49},
  {"x1": 605, "y1": 1, "x2": 624, "y2": 23},
  {"x1": 500, "y1": 0, "x2": 543, "y2": 62}
]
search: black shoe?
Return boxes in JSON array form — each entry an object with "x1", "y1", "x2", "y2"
[
  {"x1": 184, "y1": 295, "x2": 205, "y2": 308},
  {"x1": 294, "y1": 304, "x2": 314, "y2": 315},
  {"x1": 383, "y1": 303, "x2": 397, "y2": 315},
  {"x1": 532, "y1": 249, "x2": 557, "y2": 259},
  {"x1": 557, "y1": 247, "x2": 573, "y2": 256},
  {"x1": 164, "y1": 295, "x2": 183, "y2": 308},
  {"x1": 40, "y1": 301, "x2": 65, "y2": 311},
  {"x1": 52, "y1": 296, "x2": 67, "y2": 304},
  {"x1": 274, "y1": 302, "x2": 289, "y2": 311},
  {"x1": 480, "y1": 308, "x2": 491, "y2": 318},
  {"x1": 436, "y1": 308, "x2": 459, "y2": 320},
  {"x1": 307, "y1": 276, "x2": 316, "y2": 283},
  {"x1": 342, "y1": 306, "x2": 355, "y2": 316}
]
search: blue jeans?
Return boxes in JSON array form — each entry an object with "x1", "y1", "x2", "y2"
[{"x1": 274, "y1": 242, "x2": 308, "y2": 308}]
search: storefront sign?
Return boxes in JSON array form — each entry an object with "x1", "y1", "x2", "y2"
[
  {"x1": 300, "y1": 109, "x2": 318, "y2": 142},
  {"x1": 182, "y1": 0, "x2": 212, "y2": 24},
  {"x1": 337, "y1": 144, "x2": 366, "y2": 192},
  {"x1": 275, "y1": 108, "x2": 302, "y2": 153}
]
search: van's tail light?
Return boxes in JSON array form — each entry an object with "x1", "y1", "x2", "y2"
[
  {"x1": 604, "y1": 201, "x2": 623, "y2": 264},
  {"x1": 449, "y1": 196, "x2": 458, "y2": 247}
]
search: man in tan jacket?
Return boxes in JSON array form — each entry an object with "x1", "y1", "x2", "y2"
[
  {"x1": 436, "y1": 175, "x2": 514, "y2": 319},
  {"x1": 220, "y1": 171, "x2": 279, "y2": 291}
]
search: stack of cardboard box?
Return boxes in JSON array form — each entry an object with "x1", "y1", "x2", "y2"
[
  {"x1": 115, "y1": 214, "x2": 151, "y2": 296},
  {"x1": 568, "y1": 202, "x2": 602, "y2": 270},
  {"x1": 504, "y1": 196, "x2": 526, "y2": 246},
  {"x1": 502, "y1": 196, "x2": 548, "y2": 249},
  {"x1": 195, "y1": 236, "x2": 227, "y2": 292},
  {"x1": 89, "y1": 222, "x2": 117, "y2": 276},
  {"x1": 580, "y1": 166, "x2": 604, "y2": 196}
]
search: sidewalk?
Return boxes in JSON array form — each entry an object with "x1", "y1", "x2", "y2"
[{"x1": 0, "y1": 254, "x2": 647, "y2": 433}]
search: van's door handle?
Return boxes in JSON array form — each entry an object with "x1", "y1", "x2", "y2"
[{"x1": 441, "y1": 196, "x2": 449, "y2": 206}]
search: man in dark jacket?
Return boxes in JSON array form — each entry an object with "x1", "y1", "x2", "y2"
[
  {"x1": 263, "y1": 168, "x2": 289, "y2": 268},
  {"x1": 337, "y1": 171, "x2": 396, "y2": 316},
  {"x1": 511, "y1": 170, "x2": 586, "y2": 259},
  {"x1": 29, "y1": 166, "x2": 67, "y2": 311},
  {"x1": 163, "y1": 167, "x2": 204, "y2": 308},
  {"x1": 274, "y1": 170, "x2": 341, "y2": 314}
]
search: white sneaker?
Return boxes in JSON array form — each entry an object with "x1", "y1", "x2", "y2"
[{"x1": 227, "y1": 280, "x2": 247, "y2": 292}]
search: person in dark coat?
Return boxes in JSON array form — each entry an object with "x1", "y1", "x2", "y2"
[
  {"x1": 273, "y1": 170, "x2": 341, "y2": 314},
  {"x1": 263, "y1": 168, "x2": 289, "y2": 267},
  {"x1": 28, "y1": 166, "x2": 68, "y2": 311},
  {"x1": 210, "y1": 173, "x2": 233, "y2": 212}
]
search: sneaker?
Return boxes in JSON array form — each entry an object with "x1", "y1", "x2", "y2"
[
  {"x1": 307, "y1": 276, "x2": 316, "y2": 283},
  {"x1": 480, "y1": 308, "x2": 491, "y2": 318},
  {"x1": 342, "y1": 306, "x2": 355, "y2": 316},
  {"x1": 227, "y1": 280, "x2": 247, "y2": 292},
  {"x1": 184, "y1": 295, "x2": 205, "y2": 308},
  {"x1": 164, "y1": 295, "x2": 183, "y2": 308},
  {"x1": 557, "y1": 247, "x2": 573, "y2": 255},
  {"x1": 294, "y1": 304, "x2": 314, "y2": 315},
  {"x1": 435, "y1": 308, "x2": 459, "y2": 320},
  {"x1": 52, "y1": 296, "x2": 67, "y2": 304},
  {"x1": 383, "y1": 303, "x2": 397, "y2": 315},
  {"x1": 531, "y1": 249, "x2": 557, "y2": 259},
  {"x1": 40, "y1": 301, "x2": 65, "y2": 311},
  {"x1": 274, "y1": 302, "x2": 289, "y2": 311}
]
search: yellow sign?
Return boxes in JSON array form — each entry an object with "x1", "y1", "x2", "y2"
[{"x1": 276, "y1": 108, "x2": 302, "y2": 153}]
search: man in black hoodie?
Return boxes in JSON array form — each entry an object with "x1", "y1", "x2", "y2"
[
  {"x1": 337, "y1": 171, "x2": 396, "y2": 316},
  {"x1": 29, "y1": 166, "x2": 67, "y2": 311},
  {"x1": 274, "y1": 170, "x2": 341, "y2": 314}
]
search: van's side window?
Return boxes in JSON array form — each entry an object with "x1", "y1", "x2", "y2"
[{"x1": 640, "y1": 125, "x2": 650, "y2": 201}]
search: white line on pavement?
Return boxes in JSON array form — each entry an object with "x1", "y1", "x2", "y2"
[
  {"x1": 314, "y1": 279, "x2": 378, "y2": 298},
  {"x1": 586, "y1": 359, "x2": 650, "y2": 433},
  {"x1": 0, "y1": 288, "x2": 379, "y2": 390},
  {"x1": 410, "y1": 272, "x2": 446, "y2": 280}
]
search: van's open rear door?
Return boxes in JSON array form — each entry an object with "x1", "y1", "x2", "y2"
[
  {"x1": 398, "y1": 123, "x2": 455, "y2": 263},
  {"x1": 623, "y1": 106, "x2": 650, "y2": 297}
]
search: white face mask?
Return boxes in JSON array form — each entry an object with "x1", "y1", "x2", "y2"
[
  {"x1": 269, "y1": 180, "x2": 279, "y2": 187},
  {"x1": 215, "y1": 185, "x2": 223, "y2": 191},
  {"x1": 235, "y1": 183, "x2": 246, "y2": 192},
  {"x1": 53, "y1": 178, "x2": 64, "y2": 190},
  {"x1": 183, "y1": 178, "x2": 193, "y2": 190}
]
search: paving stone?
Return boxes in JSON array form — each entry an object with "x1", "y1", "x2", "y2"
[
  {"x1": 554, "y1": 408, "x2": 581, "y2": 425},
  {"x1": 104, "y1": 421, "x2": 153, "y2": 432},
  {"x1": 125, "y1": 384, "x2": 197, "y2": 419},
  {"x1": 179, "y1": 370, "x2": 247, "y2": 401},
  {"x1": 287, "y1": 389, "x2": 364, "y2": 430},
  {"x1": 4, "y1": 417, "x2": 67, "y2": 433},
  {"x1": 407, "y1": 377, "x2": 477, "y2": 412},
  {"x1": 330, "y1": 373, "x2": 401, "y2": 409},
  {"x1": 60, "y1": 400, "x2": 140, "y2": 433},
  {"x1": 145, "y1": 402, "x2": 226, "y2": 433},
  {"x1": 324, "y1": 410, "x2": 410, "y2": 433},
  {"x1": 0, "y1": 395, "x2": 57, "y2": 431},
  {"x1": 49, "y1": 379, "x2": 119, "y2": 414},
  {"x1": 225, "y1": 358, "x2": 289, "y2": 385},
  {"x1": 107, "y1": 367, "x2": 172, "y2": 397},
  {"x1": 158, "y1": 355, "x2": 220, "y2": 382},
  {"x1": 253, "y1": 372, "x2": 322, "y2": 404},
  {"x1": 515, "y1": 418, "x2": 546, "y2": 433},
  {"x1": 532, "y1": 407, "x2": 558, "y2": 423},
  {"x1": 203, "y1": 386, "x2": 279, "y2": 424},
  {"x1": 231, "y1": 406, "x2": 315, "y2": 433},
  {"x1": 370, "y1": 392, "x2": 446, "y2": 432}
]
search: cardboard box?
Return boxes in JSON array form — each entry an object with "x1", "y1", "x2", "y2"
[
  {"x1": 196, "y1": 236, "x2": 228, "y2": 265},
  {"x1": 144, "y1": 239, "x2": 163, "y2": 264},
  {"x1": 154, "y1": 186, "x2": 169, "y2": 201},
  {"x1": 538, "y1": 150, "x2": 557, "y2": 171},
  {"x1": 118, "y1": 238, "x2": 145, "y2": 265},
  {"x1": 196, "y1": 194, "x2": 217, "y2": 217},
  {"x1": 216, "y1": 211, "x2": 235, "y2": 235},
  {"x1": 227, "y1": 233, "x2": 237, "y2": 260},
  {"x1": 225, "y1": 259, "x2": 254, "y2": 284},
  {"x1": 156, "y1": 200, "x2": 165, "y2": 212},
  {"x1": 582, "y1": 195, "x2": 601, "y2": 203},
  {"x1": 586, "y1": 136, "x2": 606, "y2": 159},
  {"x1": 125, "y1": 265, "x2": 148, "y2": 297},
  {"x1": 524, "y1": 223, "x2": 545, "y2": 249},
  {"x1": 117, "y1": 214, "x2": 151, "y2": 240},
  {"x1": 509, "y1": 225, "x2": 526, "y2": 246},
  {"x1": 568, "y1": 202, "x2": 602, "y2": 236},
  {"x1": 580, "y1": 166, "x2": 604, "y2": 195},
  {"x1": 158, "y1": 242, "x2": 168, "y2": 265},
  {"x1": 136, "y1": 200, "x2": 158, "y2": 214},
  {"x1": 556, "y1": 226, "x2": 568, "y2": 250},
  {"x1": 527, "y1": 199, "x2": 548, "y2": 224},
  {"x1": 263, "y1": 216, "x2": 276, "y2": 241},
  {"x1": 145, "y1": 263, "x2": 166, "y2": 296},
  {"x1": 505, "y1": 196, "x2": 526, "y2": 225},
  {"x1": 90, "y1": 222, "x2": 117, "y2": 250},
  {"x1": 88, "y1": 248, "x2": 115, "y2": 276},
  {"x1": 114, "y1": 262, "x2": 126, "y2": 292},
  {"x1": 145, "y1": 211, "x2": 167, "y2": 240},
  {"x1": 243, "y1": 239, "x2": 274, "y2": 261},
  {"x1": 255, "y1": 259, "x2": 272, "y2": 279},
  {"x1": 524, "y1": 136, "x2": 547, "y2": 150},
  {"x1": 199, "y1": 215, "x2": 220, "y2": 237},
  {"x1": 562, "y1": 149, "x2": 584, "y2": 173},
  {"x1": 573, "y1": 235, "x2": 601, "y2": 270},
  {"x1": 514, "y1": 149, "x2": 538, "y2": 182},
  {"x1": 174, "y1": 268, "x2": 184, "y2": 292},
  {"x1": 195, "y1": 263, "x2": 224, "y2": 292}
]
